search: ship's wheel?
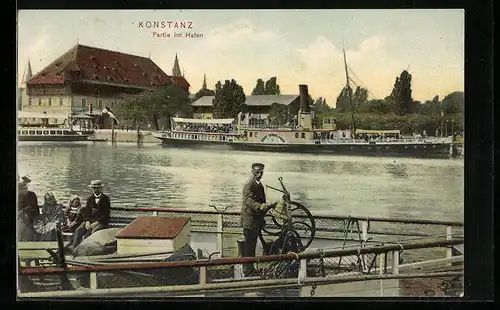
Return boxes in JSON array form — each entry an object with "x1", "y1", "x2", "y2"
[{"x1": 258, "y1": 177, "x2": 316, "y2": 254}]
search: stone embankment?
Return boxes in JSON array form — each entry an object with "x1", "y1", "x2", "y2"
[{"x1": 92, "y1": 129, "x2": 159, "y2": 143}]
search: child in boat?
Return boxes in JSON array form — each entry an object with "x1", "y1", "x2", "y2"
[{"x1": 62, "y1": 195, "x2": 84, "y2": 233}]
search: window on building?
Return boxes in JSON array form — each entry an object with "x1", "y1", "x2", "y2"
[
  {"x1": 60, "y1": 97, "x2": 63, "y2": 106},
  {"x1": 28, "y1": 98, "x2": 32, "y2": 106},
  {"x1": 38, "y1": 98, "x2": 42, "y2": 106},
  {"x1": 82, "y1": 98, "x2": 86, "y2": 107},
  {"x1": 48, "y1": 98, "x2": 52, "y2": 106},
  {"x1": 301, "y1": 133, "x2": 306, "y2": 139},
  {"x1": 295, "y1": 133, "x2": 299, "y2": 138},
  {"x1": 98, "y1": 99, "x2": 103, "y2": 109}
]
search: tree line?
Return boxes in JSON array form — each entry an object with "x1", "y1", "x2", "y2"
[{"x1": 114, "y1": 71, "x2": 464, "y2": 136}]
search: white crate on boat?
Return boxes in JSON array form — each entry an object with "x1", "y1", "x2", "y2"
[{"x1": 116, "y1": 216, "x2": 191, "y2": 255}]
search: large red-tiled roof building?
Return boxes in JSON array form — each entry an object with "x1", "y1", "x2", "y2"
[{"x1": 21, "y1": 44, "x2": 190, "y2": 128}]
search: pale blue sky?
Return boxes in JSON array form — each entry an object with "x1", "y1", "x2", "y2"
[{"x1": 17, "y1": 9, "x2": 464, "y2": 104}]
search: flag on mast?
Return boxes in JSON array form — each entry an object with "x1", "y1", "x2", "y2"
[{"x1": 102, "y1": 106, "x2": 119, "y2": 125}]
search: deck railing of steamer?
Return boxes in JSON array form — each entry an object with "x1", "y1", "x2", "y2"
[
  {"x1": 18, "y1": 237, "x2": 464, "y2": 297},
  {"x1": 108, "y1": 206, "x2": 463, "y2": 260}
]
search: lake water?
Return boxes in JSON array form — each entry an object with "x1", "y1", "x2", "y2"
[{"x1": 17, "y1": 142, "x2": 464, "y2": 222}]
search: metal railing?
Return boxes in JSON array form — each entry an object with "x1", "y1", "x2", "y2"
[
  {"x1": 18, "y1": 237, "x2": 463, "y2": 297},
  {"x1": 109, "y1": 206, "x2": 463, "y2": 258}
]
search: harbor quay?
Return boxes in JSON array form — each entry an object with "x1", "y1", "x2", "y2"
[{"x1": 92, "y1": 129, "x2": 159, "y2": 143}]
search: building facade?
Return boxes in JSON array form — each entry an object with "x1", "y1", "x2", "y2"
[
  {"x1": 191, "y1": 94, "x2": 301, "y2": 126},
  {"x1": 21, "y1": 44, "x2": 190, "y2": 128}
]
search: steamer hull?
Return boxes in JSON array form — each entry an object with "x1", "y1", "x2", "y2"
[
  {"x1": 18, "y1": 134, "x2": 92, "y2": 142},
  {"x1": 228, "y1": 141, "x2": 451, "y2": 158}
]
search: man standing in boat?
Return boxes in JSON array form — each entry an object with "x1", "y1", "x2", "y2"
[{"x1": 240, "y1": 163, "x2": 289, "y2": 276}]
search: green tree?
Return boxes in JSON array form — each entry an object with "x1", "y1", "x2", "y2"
[
  {"x1": 193, "y1": 88, "x2": 215, "y2": 101},
  {"x1": 389, "y1": 70, "x2": 413, "y2": 115},
  {"x1": 441, "y1": 91, "x2": 464, "y2": 115},
  {"x1": 213, "y1": 79, "x2": 246, "y2": 118},
  {"x1": 352, "y1": 86, "x2": 368, "y2": 112},
  {"x1": 365, "y1": 99, "x2": 392, "y2": 114},
  {"x1": 313, "y1": 97, "x2": 331, "y2": 115},
  {"x1": 264, "y1": 77, "x2": 281, "y2": 95},
  {"x1": 251, "y1": 79, "x2": 266, "y2": 95},
  {"x1": 117, "y1": 85, "x2": 191, "y2": 129},
  {"x1": 267, "y1": 103, "x2": 288, "y2": 126},
  {"x1": 335, "y1": 86, "x2": 352, "y2": 112}
]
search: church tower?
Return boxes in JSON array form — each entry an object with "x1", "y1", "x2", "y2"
[
  {"x1": 202, "y1": 74, "x2": 207, "y2": 90},
  {"x1": 21, "y1": 60, "x2": 33, "y2": 87},
  {"x1": 18, "y1": 60, "x2": 33, "y2": 110},
  {"x1": 172, "y1": 54, "x2": 182, "y2": 77}
]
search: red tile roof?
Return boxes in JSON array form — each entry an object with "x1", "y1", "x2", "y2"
[
  {"x1": 170, "y1": 76, "x2": 190, "y2": 89},
  {"x1": 116, "y1": 216, "x2": 190, "y2": 239},
  {"x1": 27, "y1": 44, "x2": 190, "y2": 89}
]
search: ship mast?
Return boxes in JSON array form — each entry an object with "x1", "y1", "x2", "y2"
[{"x1": 343, "y1": 48, "x2": 356, "y2": 137}]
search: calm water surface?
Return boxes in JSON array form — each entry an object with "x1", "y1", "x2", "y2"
[{"x1": 17, "y1": 142, "x2": 464, "y2": 222}]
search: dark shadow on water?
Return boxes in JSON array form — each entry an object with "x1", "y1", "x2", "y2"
[{"x1": 385, "y1": 161, "x2": 409, "y2": 178}]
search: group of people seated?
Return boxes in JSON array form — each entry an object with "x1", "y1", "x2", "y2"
[
  {"x1": 174, "y1": 123, "x2": 236, "y2": 133},
  {"x1": 17, "y1": 176, "x2": 111, "y2": 252}
]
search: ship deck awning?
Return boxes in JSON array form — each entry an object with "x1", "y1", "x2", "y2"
[
  {"x1": 355, "y1": 129, "x2": 401, "y2": 135},
  {"x1": 17, "y1": 111, "x2": 68, "y2": 119},
  {"x1": 172, "y1": 117, "x2": 235, "y2": 125}
]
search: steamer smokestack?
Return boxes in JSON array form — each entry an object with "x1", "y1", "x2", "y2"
[{"x1": 299, "y1": 84, "x2": 310, "y2": 113}]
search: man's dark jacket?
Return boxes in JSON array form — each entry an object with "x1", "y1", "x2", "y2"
[
  {"x1": 240, "y1": 178, "x2": 268, "y2": 230},
  {"x1": 82, "y1": 194, "x2": 111, "y2": 226}
]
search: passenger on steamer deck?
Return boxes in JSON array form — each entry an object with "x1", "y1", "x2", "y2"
[{"x1": 66, "y1": 180, "x2": 111, "y2": 251}]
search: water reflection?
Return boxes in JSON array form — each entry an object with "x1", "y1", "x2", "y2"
[
  {"x1": 385, "y1": 161, "x2": 409, "y2": 178},
  {"x1": 17, "y1": 142, "x2": 464, "y2": 221}
]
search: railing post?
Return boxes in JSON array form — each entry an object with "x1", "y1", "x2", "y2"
[
  {"x1": 392, "y1": 251, "x2": 399, "y2": 275},
  {"x1": 446, "y1": 226, "x2": 453, "y2": 258},
  {"x1": 298, "y1": 259, "x2": 307, "y2": 280},
  {"x1": 199, "y1": 266, "x2": 207, "y2": 286},
  {"x1": 379, "y1": 253, "x2": 385, "y2": 297},
  {"x1": 361, "y1": 220, "x2": 369, "y2": 271},
  {"x1": 217, "y1": 213, "x2": 224, "y2": 257},
  {"x1": 234, "y1": 239, "x2": 244, "y2": 279},
  {"x1": 90, "y1": 272, "x2": 98, "y2": 290},
  {"x1": 361, "y1": 220, "x2": 369, "y2": 242}
]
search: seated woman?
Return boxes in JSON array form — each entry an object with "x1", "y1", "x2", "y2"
[
  {"x1": 35, "y1": 192, "x2": 65, "y2": 241},
  {"x1": 62, "y1": 195, "x2": 84, "y2": 233}
]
